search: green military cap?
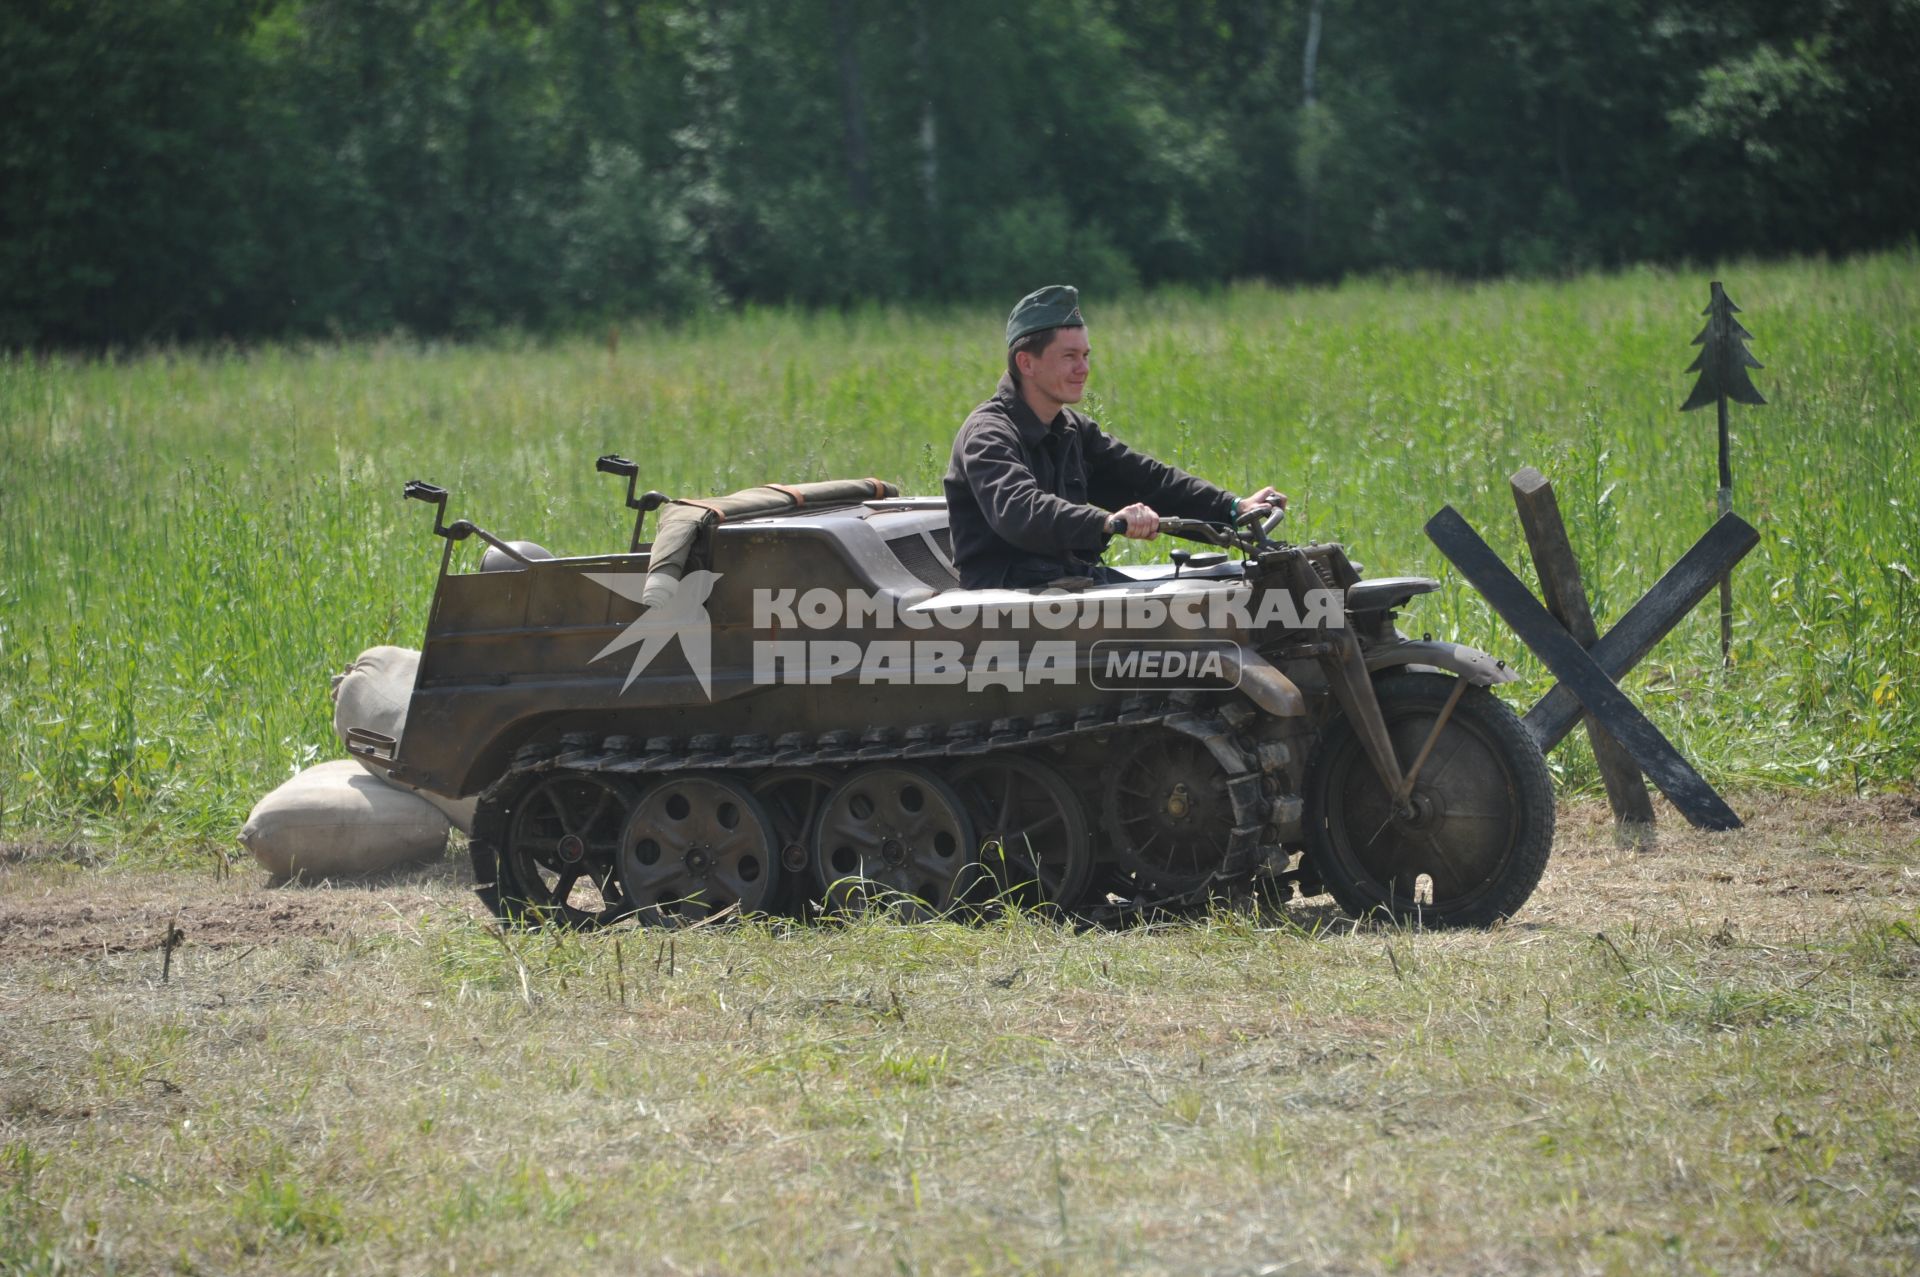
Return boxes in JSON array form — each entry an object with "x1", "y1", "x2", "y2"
[{"x1": 1006, "y1": 284, "x2": 1084, "y2": 346}]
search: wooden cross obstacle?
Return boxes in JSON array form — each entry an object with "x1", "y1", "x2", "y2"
[{"x1": 1422, "y1": 467, "x2": 1760, "y2": 835}]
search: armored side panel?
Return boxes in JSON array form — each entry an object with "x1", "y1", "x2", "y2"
[{"x1": 387, "y1": 502, "x2": 1307, "y2": 799}]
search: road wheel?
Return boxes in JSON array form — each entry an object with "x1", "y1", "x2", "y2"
[
  {"x1": 1101, "y1": 733, "x2": 1236, "y2": 896},
  {"x1": 617, "y1": 774, "x2": 781, "y2": 926},
  {"x1": 751, "y1": 767, "x2": 838, "y2": 916},
  {"x1": 950, "y1": 756, "x2": 1095, "y2": 912},
  {"x1": 811, "y1": 766, "x2": 976, "y2": 920}
]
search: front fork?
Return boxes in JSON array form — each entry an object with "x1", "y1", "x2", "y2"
[
  {"x1": 1318, "y1": 626, "x2": 1471, "y2": 813},
  {"x1": 1266, "y1": 539, "x2": 1467, "y2": 814},
  {"x1": 1321, "y1": 626, "x2": 1406, "y2": 797}
]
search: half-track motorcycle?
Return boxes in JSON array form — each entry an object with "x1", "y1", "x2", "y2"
[{"x1": 362, "y1": 458, "x2": 1553, "y2": 929}]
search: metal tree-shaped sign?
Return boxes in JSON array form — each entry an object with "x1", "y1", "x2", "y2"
[{"x1": 1680, "y1": 281, "x2": 1765, "y2": 664}]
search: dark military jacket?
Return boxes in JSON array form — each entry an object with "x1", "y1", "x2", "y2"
[{"x1": 943, "y1": 374, "x2": 1240, "y2": 589}]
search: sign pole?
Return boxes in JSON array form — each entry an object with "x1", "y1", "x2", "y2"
[{"x1": 1681, "y1": 281, "x2": 1766, "y2": 667}]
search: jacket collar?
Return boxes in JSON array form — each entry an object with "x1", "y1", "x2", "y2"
[{"x1": 993, "y1": 372, "x2": 1067, "y2": 445}]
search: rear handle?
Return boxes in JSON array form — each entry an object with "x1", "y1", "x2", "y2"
[
  {"x1": 595, "y1": 453, "x2": 669, "y2": 514},
  {"x1": 403, "y1": 479, "x2": 464, "y2": 539}
]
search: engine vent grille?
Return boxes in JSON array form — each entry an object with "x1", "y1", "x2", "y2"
[{"x1": 886, "y1": 533, "x2": 960, "y2": 590}]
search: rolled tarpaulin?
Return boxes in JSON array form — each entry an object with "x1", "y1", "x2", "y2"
[{"x1": 640, "y1": 477, "x2": 897, "y2": 607}]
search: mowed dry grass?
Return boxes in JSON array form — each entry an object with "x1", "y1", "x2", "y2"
[{"x1": 2, "y1": 794, "x2": 1917, "y2": 1276}]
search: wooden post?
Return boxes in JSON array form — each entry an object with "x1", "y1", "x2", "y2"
[
  {"x1": 1509, "y1": 467, "x2": 1656, "y2": 842},
  {"x1": 1718, "y1": 395, "x2": 1733, "y2": 664}
]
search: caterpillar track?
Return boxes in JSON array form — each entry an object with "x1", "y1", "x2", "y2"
[{"x1": 469, "y1": 692, "x2": 1316, "y2": 927}]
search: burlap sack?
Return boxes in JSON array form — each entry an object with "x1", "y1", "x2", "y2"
[
  {"x1": 240, "y1": 760, "x2": 450, "y2": 880},
  {"x1": 331, "y1": 646, "x2": 477, "y2": 833}
]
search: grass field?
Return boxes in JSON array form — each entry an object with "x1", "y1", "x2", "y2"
[
  {"x1": 3, "y1": 796, "x2": 1918, "y2": 1274},
  {"x1": 2, "y1": 256, "x2": 1918, "y2": 1274},
  {"x1": 1, "y1": 251, "x2": 1917, "y2": 850}
]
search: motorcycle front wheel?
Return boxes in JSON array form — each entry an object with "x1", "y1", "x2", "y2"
[{"x1": 1303, "y1": 672, "x2": 1554, "y2": 928}]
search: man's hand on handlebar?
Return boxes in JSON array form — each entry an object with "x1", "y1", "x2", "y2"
[
  {"x1": 1100, "y1": 488, "x2": 1290, "y2": 549},
  {"x1": 1234, "y1": 485, "x2": 1288, "y2": 520},
  {"x1": 1103, "y1": 503, "x2": 1161, "y2": 540}
]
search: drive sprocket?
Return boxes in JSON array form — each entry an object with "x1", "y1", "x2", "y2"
[
  {"x1": 1101, "y1": 733, "x2": 1237, "y2": 896},
  {"x1": 490, "y1": 771, "x2": 635, "y2": 927}
]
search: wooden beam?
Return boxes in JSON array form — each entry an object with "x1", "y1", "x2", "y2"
[
  {"x1": 1524, "y1": 512, "x2": 1759, "y2": 751},
  {"x1": 1424, "y1": 505, "x2": 1742, "y2": 831},
  {"x1": 1509, "y1": 467, "x2": 1656, "y2": 832}
]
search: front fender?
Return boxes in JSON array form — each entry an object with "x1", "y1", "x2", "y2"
[{"x1": 1364, "y1": 639, "x2": 1517, "y2": 686}]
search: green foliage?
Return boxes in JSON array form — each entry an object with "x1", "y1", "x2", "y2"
[
  {"x1": 951, "y1": 199, "x2": 1140, "y2": 301},
  {"x1": 232, "y1": 1168, "x2": 345, "y2": 1249},
  {"x1": 0, "y1": 254, "x2": 1915, "y2": 854},
  {"x1": 3, "y1": 0, "x2": 1918, "y2": 346},
  {"x1": 559, "y1": 143, "x2": 714, "y2": 320},
  {"x1": 0, "y1": 0, "x2": 261, "y2": 345},
  {"x1": 436, "y1": 1161, "x2": 585, "y2": 1232},
  {"x1": 0, "y1": 1141, "x2": 56, "y2": 1273}
]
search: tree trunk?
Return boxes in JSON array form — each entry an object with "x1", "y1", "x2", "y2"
[
  {"x1": 1302, "y1": 0, "x2": 1323, "y2": 108},
  {"x1": 915, "y1": 0, "x2": 938, "y2": 222},
  {"x1": 1298, "y1": 0, "x2": 1326, "y2": 270},
  {"x1": 914, "y1": 0, "x2": 940, "y2": 283},
  {"x1": 827, "y1": 0, "x2": 872, "y2": 213}
]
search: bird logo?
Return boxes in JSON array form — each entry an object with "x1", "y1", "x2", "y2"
[{"x1": 583, "y1": 569, "x2": 722, "y2": 699}]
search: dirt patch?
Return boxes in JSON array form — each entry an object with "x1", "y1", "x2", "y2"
[
  {"x1": 1, "y1": 792, "x2": 1914, "y2": 958},
  {"x1": 0, "y1": 856, "x2": 483, "y2": 958},
  {"x1": 1522, "y1": 789, "x2": 1919, "y2": 935}
]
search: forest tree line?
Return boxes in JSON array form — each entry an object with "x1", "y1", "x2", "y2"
[{"x1": 3, "y1": 0, "x2": 1917, "y2": 347}]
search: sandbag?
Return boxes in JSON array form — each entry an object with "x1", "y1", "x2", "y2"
[
  {"x1": 331, "y1": 646, "x2": 477, "y2": 833},
  {"x1": 331, "y1": 645, "x2": 415, "y2": 744},
  {"x1": 240, "y1": 760, "x2": 450, "y2": 880}
]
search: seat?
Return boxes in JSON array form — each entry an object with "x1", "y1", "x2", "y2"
[
  {"x1": 478, "y1": 540, "x2": 555, "y2": 572},
  {"x1": 1345, "y1": 576, "x2": 1438, "y2": 613}
]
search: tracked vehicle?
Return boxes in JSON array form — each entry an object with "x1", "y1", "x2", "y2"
[{"x1": 361, "y1": 458, "x2": 1553, "y2": 928}]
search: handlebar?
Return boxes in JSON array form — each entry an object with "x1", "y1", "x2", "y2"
[
  {"x1": 1103, "y1": 513, "x2": 1239, "y2": 537},
  {"x1": 1104, "y1": 505, "x2": 1289, "y2": 553}
]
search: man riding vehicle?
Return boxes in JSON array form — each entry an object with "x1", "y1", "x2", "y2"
[{"x1": 944, "y1": 284, "x2": 1286, "y2": 590}]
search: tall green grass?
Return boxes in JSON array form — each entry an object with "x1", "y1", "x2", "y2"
[{"x1": 2, "y1": 252, "x2": 1915, "y2": 849}]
